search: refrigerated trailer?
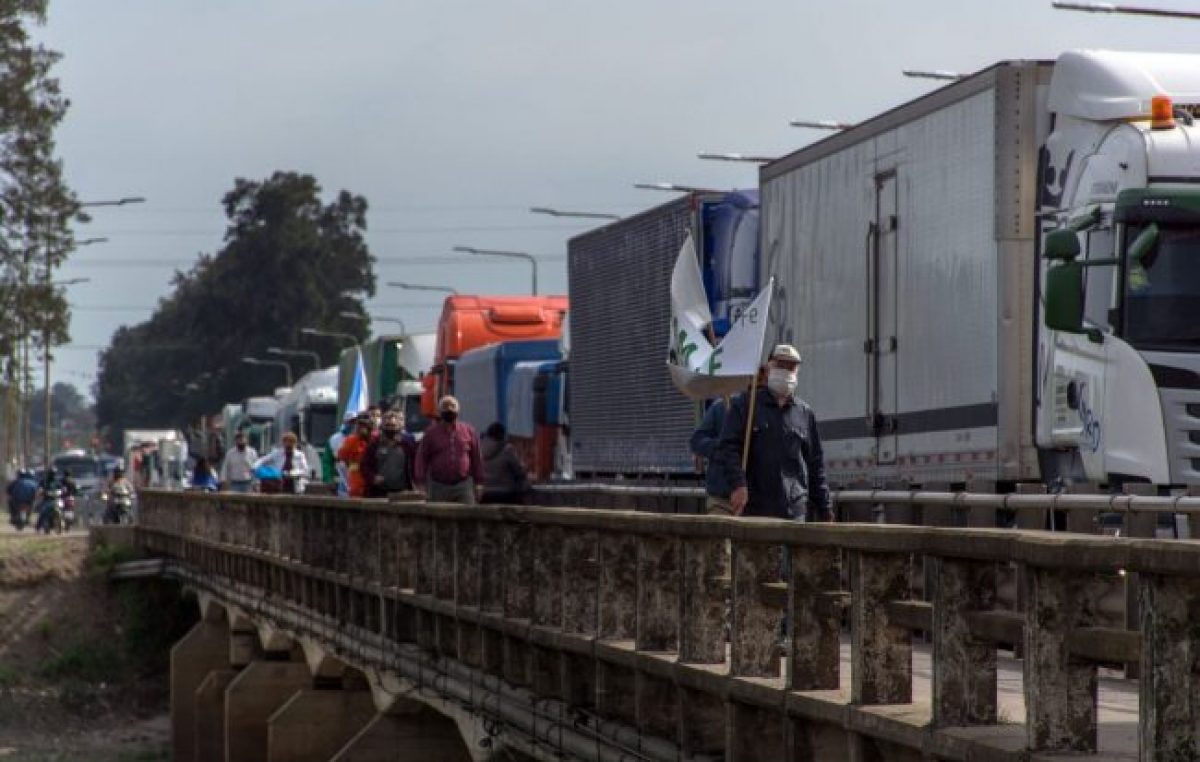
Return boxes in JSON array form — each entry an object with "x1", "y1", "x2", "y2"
[
  {"x1": 761, "y1": 50, "x2": 1200, "y2": 488},
  {"x1": 568, "y1": 191, "x2": 760, "y2": 476}
]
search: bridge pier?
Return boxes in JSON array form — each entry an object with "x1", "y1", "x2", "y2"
[
  {"x1": 267, "y1": 687, "x2": 377, "y2": 762},
  {"x1": 330, "y1": 708, "x2": 474, "y2": 761},
  {"x1": 194, "y1": 668, "x2": 238, "y2": 762},
  {"x1": 170, "y1": 616, "x2": 229, "y2": 762},
  {"x1": 225, "y1": 658, "x2": 312, "y2": 762}
]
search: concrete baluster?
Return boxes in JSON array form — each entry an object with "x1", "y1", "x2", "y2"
[
  {"x1": 634, "y1": 533, "x2": 681, "y2": 741},
  {"x1": 477, "y1": 519, "x2": 505, "y2": 677},
  {"x1": 454, "y1": 520, "x2": 482, "y2": 666},
  {"x1": 1023, "y1": 564, "x2": 1099, "y2": 752},
  {"x1": 1124, "y1": 483, "x2": 1157, "y2": 679},
  {"x1": 595, "y1": 531, "x2": 637, "y2": 723},
  {"x1": 1139, "y1": 572, "x2": 1200, "y2": 760},
  {"x1": 788, "y1": 544, "x2": 841, "y2": 690},
  {"x1": 850, "y1": 550, "x2": 912, "y2": 704},
  {"x1": 731, "y1": 539, "x2": 783, "y2": 678},
  {"x1": 501, "y1": 521, "x2": 532, "y2": 686},
  {"x1": 679, "y1": 528, "x2": 728, "y2": 666},
  {"x1": 931, "y1": 556, "x2": 997, "y2": 726},
  {"x1": 531, "y1": 525, "x2": 564, "y2": 696},
  {"x1": 561, "y1": 529, "x2": 598, "y2": 707}
]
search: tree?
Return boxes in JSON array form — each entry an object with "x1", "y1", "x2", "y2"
[
  {"x1": 0, "y1": 1, "x2": 84, "y2": 467},
  {"x1": 94, "y1": 172, "x2": 375, "y2": 444}
]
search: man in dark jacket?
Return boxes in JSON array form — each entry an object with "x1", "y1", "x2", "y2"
[
  {"x1": 690, "y1": 398, "x2": 733, "y2": 515},
  {"x1": 480, "y1": 422, "x2": 529, "y2": 504},
  {"x1": 717, "y1": 343, "x2": 831, "y2": 522},
  {"x1": 362, "y1": 410, "x2": 414, "y2": 496}
]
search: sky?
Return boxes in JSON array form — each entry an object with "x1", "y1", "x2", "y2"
[{"x1": 32, "y1": 0, "x2": 1200, "y2": 397}]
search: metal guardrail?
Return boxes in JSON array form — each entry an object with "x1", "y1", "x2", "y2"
[{"x1": 134, "y1": 490, "x2": 1200, "y2": 759}]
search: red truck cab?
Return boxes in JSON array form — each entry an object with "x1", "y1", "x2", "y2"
[{"x1": 421, "y1": 295, "x2": 569, "y2": 417}]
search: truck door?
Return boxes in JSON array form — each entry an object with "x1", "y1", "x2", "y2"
[{"x1": 870, "y1": 172, "x2": 900, "y2": 465}]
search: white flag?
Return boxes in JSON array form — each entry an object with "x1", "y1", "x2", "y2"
[{"x1": 666, "y1": 233, "x2": 773, "y2": 399}]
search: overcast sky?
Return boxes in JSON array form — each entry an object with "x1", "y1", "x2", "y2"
[{"x1": 35, "y1": 0, "x2": 1200, "y2": 395}]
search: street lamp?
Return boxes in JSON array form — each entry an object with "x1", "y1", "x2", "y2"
[
  {"x1": 789, "y1": 119, "x2": 855, "y2": 131},
  {"x1": 339, "y1": 311, "x2": 408, "y2": 336},
  {"x1": 267, "y1": 346, "x2": 321, "y2": 372},
  {"x1": 696, "y1": 152, "x2": 776, "y2": 164},
  {"x1": 452, "y1": 246, "x2": 538, "y2": 295},
  {"x1": 386, "y1": 282, "x2": 459, "y2": 295},
  {"x1": 75, "y1": 237, "x2": 109, "y2": 247},
  {"x1": 79, "y1": 197, "x2": 146, "y2": 208},
  {"x1": 300, "y1": 327, "x2": 359, "y2": 347},
  {"x1": 1052, "y1": 1, "x2": 1200, "y2": 18},
  {"x1": 41, "y1": 277, "x2": 91, "y2": 464},
  {"x1": 633, "y1": 182, "x2": 724, "y2": 194},
  {"x1": 902, "y1": 69, "x2": 967, "y2": 82},
  {"x1": 242, "y1": 356, "x2": 293, "y2": 387},
  {"x1": 530, "y1": 207, "x2": 621, "y2": 221}
]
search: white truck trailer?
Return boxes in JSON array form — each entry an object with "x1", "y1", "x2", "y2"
[{"x1": 761, "y1": 50, "x2": 1200, "y2": 488}]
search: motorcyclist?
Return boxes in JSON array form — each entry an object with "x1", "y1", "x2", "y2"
[
  {"x1": 35, "y1": 467, "x2": 65, "y2": 533},
  {"x1": 7, "y1": 469, "x2": 38, "y2": 530},
  {"x1": 105, "y1": 466, "x2": 135, "y2": 524}
]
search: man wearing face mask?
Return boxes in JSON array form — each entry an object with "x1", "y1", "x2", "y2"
[
  {"x1": 362, "y1": 410, "x2": 415, "y2": 496},
  {"x1": 415, "y1": 395, "x2": 485, "y2": 504},
  {"x1": 717, "y1": 344, "x2": 831, "y2": 522}
]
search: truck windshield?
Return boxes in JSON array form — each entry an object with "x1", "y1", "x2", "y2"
[
  {"x1": 308, "y1": 406, "x2": 337, "y2": 446},
  {"x1": 1124, "y1": 224, "x2": 1200, "y2": 350},
  {"x1": 53, "y1": 457, "x2": 102, "y2": 480}
]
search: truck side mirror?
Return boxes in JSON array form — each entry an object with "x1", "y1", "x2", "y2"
[
  {"x1": 1044, "y1": 260, "x2": 1085, "y2": 334},
  {"x1": 1043, "y1": 229, "x2": 1081, "y2": 261},
  {"x1": 1128, "y1": 222, "x2": 1159, "y2": 265}
]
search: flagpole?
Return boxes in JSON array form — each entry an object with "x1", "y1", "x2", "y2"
[{"x1": 740, "y1": 375, "x2": 758, "y2": 471}]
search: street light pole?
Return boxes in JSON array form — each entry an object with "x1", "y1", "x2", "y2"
[
  {"x1": 78, "y1": 197, "x2": 146, "y2": 208},
  {"x1": 452, "y1": 247, "x2": 538, "y2": 295},
  {"x1": 696, "y1": 152, "x2": 776, "y2": 164},
  {"x1": 386, "y1": 282, "x2": 459, "y2": 296},
  {"x1": 43, "y1": 277, "x2": 90, "y2": 464},
  {"x1": 339, "y1": 311, "x2": 408, "y2": 336},
  {"x1": 300, "y1": 327, "x2": 359, "y2": 348},
  {"x1": 267, "y1": 347, "x2": 321, "y2": 372},
  {"x1": 241, "y1": 357, "x2": 293, "y2": 387},
  {"x1": 530, "y1": 207, "x2": 621, "y2": 221}
]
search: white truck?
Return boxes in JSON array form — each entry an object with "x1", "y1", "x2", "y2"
[
  {"x1": 275, "y1": 367, "x2": 339, "y2": 479},
  {"x1": 761, "y1": 50, "x2": 1200, "y2": 488}
]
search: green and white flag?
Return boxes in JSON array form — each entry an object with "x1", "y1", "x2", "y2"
[{"x1": 667, "y1": 233, "x2": 773, "y2": 399}]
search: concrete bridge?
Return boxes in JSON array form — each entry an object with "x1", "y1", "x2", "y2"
[{"x1": 128, "y1": 489, "x2": 1200, "y2": 761}]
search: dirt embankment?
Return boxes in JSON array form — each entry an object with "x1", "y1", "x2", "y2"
[{"x1": 0, "y1": 532, "x2": 197, "y2": 761}]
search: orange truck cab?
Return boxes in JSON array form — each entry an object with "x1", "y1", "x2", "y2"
[{"x1": 421, "y1": 295, "x2": 569, "y2": 417}]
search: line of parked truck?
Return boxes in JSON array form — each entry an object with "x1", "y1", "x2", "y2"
[{"x1": 191, "y1": 50, "x2": 1200, "y2": 493}]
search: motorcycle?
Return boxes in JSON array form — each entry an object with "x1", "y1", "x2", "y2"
[
  {"x1": 62, "y1": 492, "x2": 77, "y2": 531},
  {"x1": 104, "y1": 486, "x2": 134, "y2": 525},
  {"x1": 36, "y1": 487, "x2": 65, "y2": 535},
  {"x1": 8, "y1": 501, "x2": 30, "y2": 531}
]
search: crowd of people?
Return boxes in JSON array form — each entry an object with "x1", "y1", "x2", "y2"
[
  {"x1": 119, "y1": 341, "x2": 828, "y2": 525},
  {"x1": 210, "y1": 394, "x2": 530, "y2": 506}
]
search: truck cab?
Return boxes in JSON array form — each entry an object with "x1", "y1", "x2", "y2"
[
  {"x1": 422, "y1": 296, "x2": 568, "y2": 417},
  {"x1": 1038, "y1": 50, "x2": 1200, "y2": 486}
]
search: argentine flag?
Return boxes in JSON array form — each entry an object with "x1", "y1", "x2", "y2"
[{"x1": 344, "y1": 348, "x2": 370, "y2": 418}]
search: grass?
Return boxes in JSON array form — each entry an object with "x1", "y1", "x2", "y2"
[
  {"x1": 36, "y1": 640, "x2": 123, "y2": 682},
  {"x1": 87, "y1": 542, "x2": 141, "y2": 576}
]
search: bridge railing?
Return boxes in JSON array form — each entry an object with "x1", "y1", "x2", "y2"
[{"x1": 138, "y1": 491, "x2": 1200, "y2": 759}]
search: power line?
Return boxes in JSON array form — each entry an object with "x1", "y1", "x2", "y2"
[
  {"x1": 68, "y1": 302, "x2": 448, "y2": 313},
  {"x1": 66, "y1": 255, "x2": 567, "y2": 269},
  {"x1": 79, "y1": 223, "x2": 590, "y2": 236}
]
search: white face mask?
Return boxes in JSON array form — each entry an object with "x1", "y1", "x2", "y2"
[{"x1": 767, "y1": 367, "x2": 797, "y2": 397}]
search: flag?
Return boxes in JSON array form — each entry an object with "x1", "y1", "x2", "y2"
[
  {"x1": 343, "y1": 347, "x2": 369, "y2": 419},
  {"x1": 667, "y1": 233, "x2": 773, "y2": 399}
]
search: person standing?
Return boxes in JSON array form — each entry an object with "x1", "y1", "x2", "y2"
[
  {"x1": 717, "y1": 344, "x2": 831, "y2": 522},
  {"x1": 324, "y1": 412, "x2": 355, "y2": 492},
  {"x1": 689, "y1": 397, "x2": 733, "y2": 515},
  {"x1": 479, "y1": 422, "x2": 529, "y2": 504},
  {"x1": 362, "y1": 410, "x2": 413, "y2": 497},
  {"x1": 337, "y1": 414, "x2": 374, "y2": 498},
  {"x1": 255, "y1": 431, "x2": 310, "y2": 495},
  {"x1": 414, "y1": 396, "x2": 485, "y2": 505},
  {"x1": 219, "y1": 431, "x2": 258, "y2": 493}
]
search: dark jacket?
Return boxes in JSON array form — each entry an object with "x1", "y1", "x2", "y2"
[
  {"x1": 716, "y1": 387, "x2": 831, "y2": 521},
  {"x1": 481, "y1": 436, "x2": 528, "y2": 497},
  {"x1": 363, "y1": 432, "x2": 416, "y2": 496},
  {"x1": 689, "y1": 399, "x2": 732, "y2": 499}
]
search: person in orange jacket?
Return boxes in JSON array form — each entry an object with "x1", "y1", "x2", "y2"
[{"x1": 336, "y1": 413, "x2": 375, "y2": 498}]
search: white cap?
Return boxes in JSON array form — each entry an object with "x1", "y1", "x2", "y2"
[{"x1": 770, "y1": 343, "x2": 802, "y2": 363}]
